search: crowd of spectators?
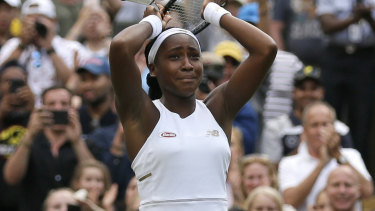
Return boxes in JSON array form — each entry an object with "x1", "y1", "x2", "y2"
[{"x1": 0, "y1": 0, "x2": 374, "y2": 211}]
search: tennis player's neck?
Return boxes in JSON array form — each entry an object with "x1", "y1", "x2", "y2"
[{"x1": 160, "y1": 97, "x2": 196, "y2": 118}]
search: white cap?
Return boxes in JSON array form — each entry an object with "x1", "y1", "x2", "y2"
[
  {"x1": 3, "y1": 0, "x2": 21, "y2": 7},
  {"x1": 21, "y1": 0, "x2": 56, "y2": 19}
]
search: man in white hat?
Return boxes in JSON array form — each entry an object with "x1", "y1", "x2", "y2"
[
  {"x1": 0, "y1": 0, "x2": 21, "y2": 49},
  {"x1": 0, "y1": 0, "x2": 89, "y2": 106}
]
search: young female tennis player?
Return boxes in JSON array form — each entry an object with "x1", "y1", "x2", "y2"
[{"x1": 109, "y1": 0, "x2": 277, "y2": 210}]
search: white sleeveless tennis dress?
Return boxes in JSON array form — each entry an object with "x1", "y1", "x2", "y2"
[{"x1": 132, "y1": 99, "x2": 231, "y2": 211}]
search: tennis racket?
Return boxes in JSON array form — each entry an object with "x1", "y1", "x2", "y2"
[{"x1": 122, "y1": 0, "x2": 227, "y2": 34}]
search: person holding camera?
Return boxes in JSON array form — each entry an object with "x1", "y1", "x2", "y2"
[
  {"x1": 0, "y1": 60, "x2": 34, "y2": 211},
  {"x1": 0, "y1": 0, "x2": 89, "y2": 106},
  {"x1": 0, "y1": 60, "x2": 34, "y2": 130},
  {"x1": 3, "y1": 85, "x2": 94, "y2": 211}
]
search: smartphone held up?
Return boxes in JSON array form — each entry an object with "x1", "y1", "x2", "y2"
[
  {"x1": 9, "y1": 79, "x2": 25, "y2": 93},
  {"x1": 50, "y1": 110, "x2": 69, "y2": 125}
]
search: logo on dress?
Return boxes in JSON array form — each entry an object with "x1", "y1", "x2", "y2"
[
  {"x1": 160, "y1": 132, "x2": 177, "y2": 138},
  {"x1": 206, "y1": 130, "x2": 219, "y2": 137}
]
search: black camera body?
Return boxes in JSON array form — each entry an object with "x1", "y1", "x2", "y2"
[
  {"x1": 35, "y1": 21, "x2": 47, "y2": 38},
  {"x1": 50, "y1": 110, "x2": 69, "y2": 125},
  {"x1": 67, "y1": 204, "x2": 81, "y2": 211}
]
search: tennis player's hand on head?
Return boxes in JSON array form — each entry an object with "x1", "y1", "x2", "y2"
[{"x1": 144, "y1": 4, "x2": 172, "y2": 29}]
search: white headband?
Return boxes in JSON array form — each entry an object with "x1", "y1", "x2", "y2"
[{"x1": 147, "y1": 28, "x2": 201, "y2": 64}]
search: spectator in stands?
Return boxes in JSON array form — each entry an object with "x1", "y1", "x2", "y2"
[
  {"x1": 230, "y1": 154, "x2": 279, "y2": 210},
  {"x1": 0, "y1": 0, "x2": 89, "y2": 105},
  {"x1": 42, "y1": 188, "x2": 79, "y2": 211},
  {"x1": 278, "y1": 101, "x2": 373, "y2": 211},
  {"x1": 3, "y1": 85, "x2": 93, "y2": 211},
  {"x1": 316, "y1": 0, "x2": 375, "y2": 166},
  {"x1": 195, "y1": 51, "x2": 225, "y2": 100},
  {"x1": 71, "y1": 159, "x2": 117, "y2": 211},
  {"x1": 75, "y1": 56, "x2": 117, "y2": 136},
  {"x1": 86, "y1": 122, "x2": 134, "y2": 207},
  {"x1": 258, "y1": 49, "x2": 303, "y2": 122},
  {"x1": 214, "y1": 41, "x2": 259, "y2": 154},
  {"x1": 238, "y1": 1, "x2": 259, "y2": 26},
  {"x1": 256, "y1": 1, "x2": 321, "y2": 122},
  {"x1": 227, "y1": 127, "x2": 245, "y2": 209},
  {"x1": 54, "y1": 0, "x2": 122, "y2": 37},
  {"x1": 325, "y1": 166, "x2": 361, "y2": 211},
  {"x1": 260, "y1": 66, "x2": 353, "y2": 164},
  {"x1": 52, "y1": 0, "x2": 82, "y2": 38},
  {"x1": 124, "y1": 176, "x2": 140, "y2": 211},
  {"x1": 313, "y1": 189, "x2": 331, "y2": 211},
  {"x1": 0, "y1": 60, "x2": 34, "y2": 210},
  {"x1": 270, "y1": 0, "x2": 324, "y2": 66},
  {"x1": 214, "y1": 41, "x2": 244, "y2": 85},
  {"x1": 75, "y1": 56, "x2": 133, "y2": 205},
  {"x1": 66, "y1": 3, "x2": 112, "y2": 57},
  {"x1": 0, "y1": 0, "x2": 21, "y2": 50},
  {"x1": 243, "y1": 186, "x2": 284, "y2": 211},
  {"x1": 0, "y1": 60, "x2": 34, "y2": 130}
]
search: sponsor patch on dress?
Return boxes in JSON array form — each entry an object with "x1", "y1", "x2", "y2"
[{"x1": 160, "y1": 132, "x2": 177, "y2": 138}]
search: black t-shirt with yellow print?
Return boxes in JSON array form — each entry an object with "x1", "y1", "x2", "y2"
[{"x1": 0, "y1": 120, "x2": 29, "y2": 210}]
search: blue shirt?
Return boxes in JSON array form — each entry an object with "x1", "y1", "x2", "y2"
[{"x1": 233, "y1": 102, "x2": 259, "y2": 154}]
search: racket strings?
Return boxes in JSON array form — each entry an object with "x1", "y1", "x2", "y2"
[{"x1": 166, "y1": 0, "x2": 206, "y2": 33}]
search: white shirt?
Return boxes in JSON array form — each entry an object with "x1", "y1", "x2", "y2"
[
  {"x1": 279, "y1": 142, "x2": 371, "y2": 211},
  {"x1": 0, "y1": 36, "x2": 89, "y2": 105},
  {"x1": 262, "y1": 50, "x2": 303, "y2": 121},
  {"x1": 132, "y1": 100, "x2": 231, "y2": 211},
  {"x1": 260, "y1": 114, "x2": 350, "y2": 163}
]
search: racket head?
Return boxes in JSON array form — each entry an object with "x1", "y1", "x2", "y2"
[{"x1": 162, "y1": 0, "x2": 227, "y2": 34}]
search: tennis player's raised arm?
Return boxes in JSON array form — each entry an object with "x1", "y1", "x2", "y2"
[
  {"x1": 109, "y1": 5, "x2": 172, "y2": 161},
  {"x1": 109, "y1": 15, "x2": 152, "y2": 112},
  {"x1": 109, "y1": 6, "x2": 154, "y2": 160},
  {"x1": 109, "y1": 5, "x2": 170, "y2": 111},
  {"x1": 222, "y1": 16, "x2": 276, "y2": 114},
  {"x1": 203, "y1": 0, "x2": 277, "y2": 118}
]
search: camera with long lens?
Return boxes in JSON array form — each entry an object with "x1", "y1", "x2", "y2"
[{"x1": 35, "y1": 21, "x2": 47, "y2": 38}]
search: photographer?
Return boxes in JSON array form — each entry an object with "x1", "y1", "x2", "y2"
[
  {"x1": 0, "y1": 60, "x2": 34, "y2": 130},
  {"x1": 0, "y1": 0, "x2": 89, "y2": 106},
  {"x1": 0, "y1": 60, "x2": 34, "y2": 211},
  {"x1": 3, "y1": 85, "x2": 93, "y2": 211}
]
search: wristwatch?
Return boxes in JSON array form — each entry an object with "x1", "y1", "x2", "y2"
[{"x1": 337, "y1": 155, "x2": 349, "y2": 165}]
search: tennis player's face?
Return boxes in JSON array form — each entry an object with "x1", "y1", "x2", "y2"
[{"x1": 154, "y1": 34, "x2": 203, "y2": 98}]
